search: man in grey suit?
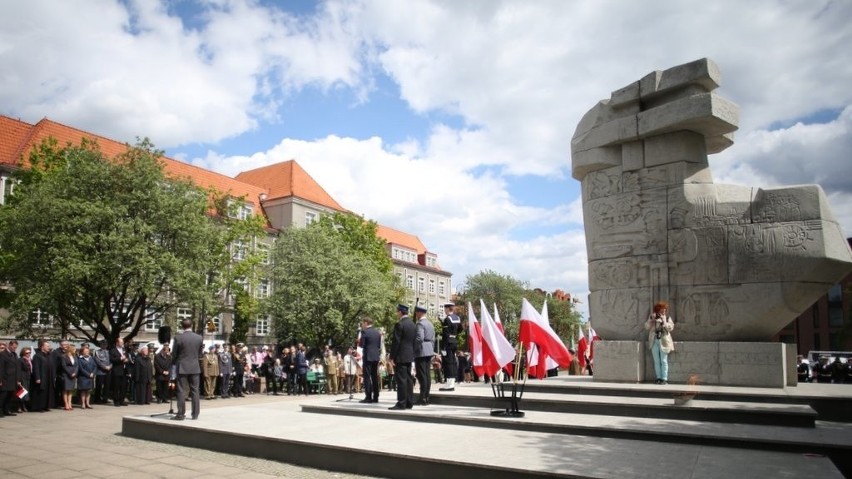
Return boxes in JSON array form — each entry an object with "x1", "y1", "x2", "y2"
[
  {"x1": 172, "y1": 318, "x2": 203, "y2": 420},
  {"x1": 413, "y1": 305, "x2": 435, "y2": 406},
  {"x1": 389, "y1": 304, "x2": 416, "y2": 410}
]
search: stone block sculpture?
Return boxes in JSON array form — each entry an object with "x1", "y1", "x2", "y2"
[{"x1": 572, "y1": 58, "x2": 852, "y2": 342}]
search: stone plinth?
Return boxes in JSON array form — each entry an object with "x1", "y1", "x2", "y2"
[{"x1": 593, "y1": 340, "x2": 796, "y2": 388}]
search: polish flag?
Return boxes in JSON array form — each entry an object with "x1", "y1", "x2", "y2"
[
  {"x1": 527, "y1": 301, "x2": 560, "y2": 378},
  {"x1": 577, "y1": 326, "x2": 588, "y2": 369},
  {"x1": 519, "y1": 298, "x2": 573, "y2": 368},
  {"x1": 467, "y1": 302, "x2": 484, "y2": 377},
  {"x1": 588, "y1": 325, "x2": 600, "y2": 361},
  {"x1": 493, "y1": 303, "x2": 505, "y2": 335},
  {"x1": 478, "y1": 299, "x2": 516, "y2": 377}
]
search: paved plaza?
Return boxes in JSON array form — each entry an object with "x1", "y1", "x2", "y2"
[{"x1": 0, "y1": 393, "x2": 378, "y2": 479}]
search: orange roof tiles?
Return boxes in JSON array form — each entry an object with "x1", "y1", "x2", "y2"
[
  {"x1": 235, "y1": 160, "x2": 345, "y2": 212},
  {"x1": 0, "y1": 115, "x2": 267, "y2": 212},
  {"x1": 0, "y1": 114, "x2": 443, "y2": 270},
  {"x1": 376, "y1": 224, "x2": 427, "y2": 254}
]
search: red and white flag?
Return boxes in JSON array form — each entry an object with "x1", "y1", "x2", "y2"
[
  {"x1": 478, "y1": 299, "x2": 516, "y2": 377},
  {"x1": 577, "y1": 326, "x2": 588, "y2": 369},
  {"x1": 588, "y1": 325, "x2": 600, "y2": 361},
  {"x1": 519, "y1": 298, "x2": 573, "y2": 368},
  {"x1": 16, "y1": 385, "x2": 28, "y2": 400},
  {"x1": 493, "y1": 303, "x2": 505, "y2": 335},
  {"x1": 467, "y1": 301, "x2": 484, "y2": 377}
]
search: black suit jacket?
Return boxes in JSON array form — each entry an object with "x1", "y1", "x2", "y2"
[
  {"x1": 390, "y1": 315, "x2": 416, "y2": 363},
  {"x1": 359, "y1": 326, "x2": 382, "y2": 362}
]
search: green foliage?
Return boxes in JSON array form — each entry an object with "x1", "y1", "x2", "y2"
[
  {"x1": 0, "y1": 138, "x2": 231, "y2": 344},
  {"x1": 457, "y1": 269, "x2": 581, "y2": 346},
  {"x1": 267, "y1": 224, "x2": 397, "y2": 353}
]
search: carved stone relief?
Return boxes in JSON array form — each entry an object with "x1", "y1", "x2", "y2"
[{"x1": 572, "y1": 58, "x2": 852, "y2": 341}]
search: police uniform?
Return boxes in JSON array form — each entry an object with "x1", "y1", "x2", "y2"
[{"x1": 440, "y1": 303, "x2": 461, "y2": 391}]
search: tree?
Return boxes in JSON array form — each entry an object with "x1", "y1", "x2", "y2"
[
  {"x1": 0, "y1": 137, "x2": 232, "y2": 345},
  {"x1": 267, "y1": 224, "x2": 397, "y2": 354},
  {"x1": 459, "y1": 270, "x2": 528, "y2": 341}
]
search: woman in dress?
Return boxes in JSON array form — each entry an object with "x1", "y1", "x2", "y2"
[
  {"x1": 61, "y1": 345, "x2": 78, "y2": 410},
  {"x1": 645, "y1": 300, "x2": 675, "y2": 385},
  {"x1": 76, "y1": 343, "x2": 97, "y2": 409}
]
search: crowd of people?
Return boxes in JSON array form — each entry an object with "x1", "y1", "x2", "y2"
[{"x1": 797, "y1": 355, "x2": 852, "y2": 384}]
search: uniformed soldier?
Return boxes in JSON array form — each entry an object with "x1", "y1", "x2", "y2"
[
  {"x1": 218, "y1": 346, "x2": 233, "y2": 398},
  {"x1": 202, "y1": 346, "x2": 220, "y2": 399},
  {"x1": 439, "y1": 302, "x2": 461, "y2": 391}
]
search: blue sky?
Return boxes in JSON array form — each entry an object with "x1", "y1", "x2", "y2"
[{"x1": 3, "y1": 0, "x2": 852, "y2": 320}]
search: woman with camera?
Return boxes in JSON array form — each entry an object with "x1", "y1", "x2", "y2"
[{"x1": 645, "y1": 301, "x2": 675, "y2": 385}]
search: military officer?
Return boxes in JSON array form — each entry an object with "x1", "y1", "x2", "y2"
[{"x1": 440, "y1": 302, "x2": 461, "y2": 391}]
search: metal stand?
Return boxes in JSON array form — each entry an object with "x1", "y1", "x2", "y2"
[
  {"x1": 490, "y1": 377, "x2": 526, "y2": 418},
  {"x1": 335, "y1": 375, "x2": 357, "y2": 402}
]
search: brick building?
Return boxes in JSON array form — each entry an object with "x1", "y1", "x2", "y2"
[{"x1": 0, "y1": 115, "x2": 451, "y2": 345}]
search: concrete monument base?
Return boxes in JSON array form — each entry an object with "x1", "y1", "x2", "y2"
[{"x1": 593, "y1": 340, "x2": 798, "y2": 388}]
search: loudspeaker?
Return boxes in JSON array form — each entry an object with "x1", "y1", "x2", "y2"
[{"x1": 158, "y1": 326, "x2": 172, "y2": 345}]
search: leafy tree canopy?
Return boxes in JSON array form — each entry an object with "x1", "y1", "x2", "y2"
[
  {"x1": 267, "y1": 223, "x2": 398, "y2": 354},
  {"x1": 0, "y1": 137, "x2": 237, "y2": 344}
]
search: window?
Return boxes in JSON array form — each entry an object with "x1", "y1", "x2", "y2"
[
  {"x1": 305, "y1": 211, "x2": 318, "y2": 225},
  {"x1": 429, "y1": 303, "x2": 436, "y2": 316},
  {"x1": 257, "y1": 242, "x2": 270, "y2": 265},
  {"x1": 144, "y1": 308, "x2": 164, "y2": 332},
  {"x1": 429, "y1": 279, "x2": 435, "y2": 294},
  {"x1": 232, "y1": 240, "x2": 248, "y2": 261},
  {"x1": 0, "y1": 175, "x2": 13, "y2": 205},
  {"x1": 812, "y1": 304, "x2": 820, "y2": 329},
  {"x1": 256, "y1": 279, "x2": 270, "y2": 299},
  {"x1": 829, "y1": 306, "x2": 844, "y2": 327},
  {"x1": 406, "y1": 274, "x2": 414, "y2": 290},
  {"x1": 256, "y1": 315, "x2": 270, "y2": 336},
  {"x1": 227, "y1": 200, "x2": 253, "y2": 220},
  {"x1": 418, "y1": 277, "x2": 425, "y2": 293},
  {"x1": 813, "y1": 334, "x2": 821, "y2": 350},
  {"x1": 438, "y1": 281, "x2": 446, "y2": 296},
  {"x1": 176, "y1": 308, "x2": 192, "y2": 323},
  {"x1": 828, "y1": 284, "x2": 842, "y2": 303},
  {"x1": 30, "y1": 309, "x2": 54, "y2": 328}
]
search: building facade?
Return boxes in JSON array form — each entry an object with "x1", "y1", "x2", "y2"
[{"x1": 0, "y1": 115, "x2": 451, "y2": 346}]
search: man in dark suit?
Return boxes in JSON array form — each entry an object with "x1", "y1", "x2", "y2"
[
  {"x1": 389, "y1": 304, "x2": 416, "y2": 410},
  {"x1": 358, "y1": 317, "x2": 381, "y2": 403},
  {"x1": 0, "y1": 342, "x2": 21, "y2": 417},
  {"x1": 172, "y1": 317, "x2": 203, "y2": 420},
  {"x1": 109, "y1": 338, "x2": 130, "y2": 406}
]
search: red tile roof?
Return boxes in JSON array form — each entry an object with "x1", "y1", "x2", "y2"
[
  {"x1": 0, "y1": 115, "x2": 445, "y2": 271},
  {"x1": 376, "y1": 224, "x2": 427, "y2": 254},
  {"x1": 0, "y1": 115, "x2": 266, "y2": 213},
  {"x1": 235, "y1": 160, "x2": 345, "y2": 212}
]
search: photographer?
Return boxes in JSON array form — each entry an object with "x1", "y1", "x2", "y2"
[{"x1": 645, "y1": 301, "x2": 675, "y2": 385}]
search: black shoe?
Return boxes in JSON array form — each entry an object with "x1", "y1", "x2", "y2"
[
  {"x1": 388, "y1": 405, "x2": 406, "y2": 410},
  {"x1": 439, "y1": 387, "x2": 454, "y2": 391},
  {"x1": 359, "y1": 399, "x2": 372, "y2": 404},
  {"x1": 415, "y1": 400, "x2": 427, "y2": 406},
  {"x1": 406, "y1": 404, "x2": 413, "y2": 409},
  {"x1": 171, "y1": 415, "x2": 185, "y2": 421},
  {"x1": 190, "y1": 416, "x2": 198, "y2": 420}
]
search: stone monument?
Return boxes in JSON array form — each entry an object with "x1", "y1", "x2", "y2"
[{"x1": 571, "y1": 58, "x2": 852, "y2": 386}]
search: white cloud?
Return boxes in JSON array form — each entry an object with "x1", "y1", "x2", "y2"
[
  {"x1": 713, "y1": 104, "x2": 852, "y2": 235},
  {"x1": 4, "y1": 0, "x2": 852, "y2": 317}
]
